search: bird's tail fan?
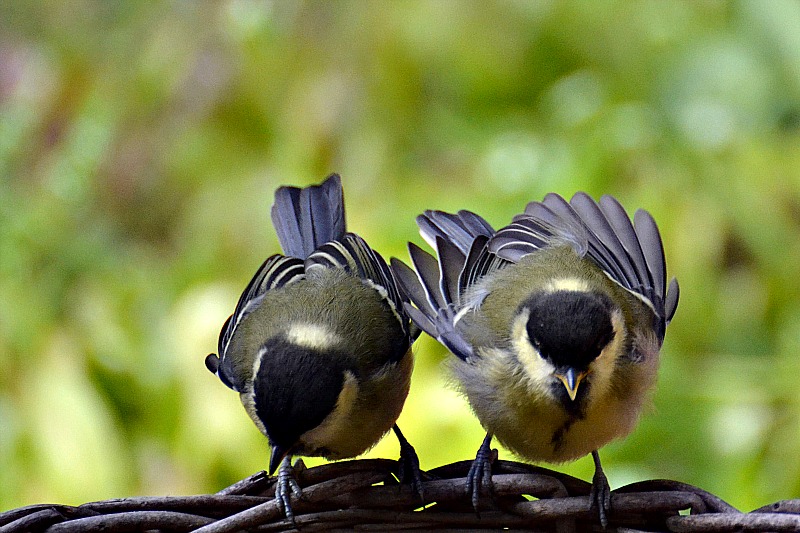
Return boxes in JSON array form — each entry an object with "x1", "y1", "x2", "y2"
[{"x1": 271, "y1": 173, "x2": 346, "y2": 259}]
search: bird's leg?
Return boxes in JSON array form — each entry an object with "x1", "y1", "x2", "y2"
[
  {"x1": 392, "y1": 424, "x2": 424, "y2": 500},
  {"x1": 590, "y1": 450, "x2": 611, "y2": 528},
  {"x1": 466, "y1": 432, "x2": 495, "y2": 512},
  {"x1": 275, "y1": 455, "x2": 302, "y2": 524}
]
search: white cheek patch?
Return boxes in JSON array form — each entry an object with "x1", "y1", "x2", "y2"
[
  {"x1": 511, "y1": 309, "x2": 556, "y2": 393},
  {"x1": 600, "y1": 310, "x2": 626, "y2": 362},
  {"x1": 240, "y1": 388, "x2": 268, "y2": 437},
  {"x1": 240, "y1": 345, "x2": 270, "y2": 437},
  {"x1": 285, "y1": 323, "x2": 340, "y2": 350},
  {"x1": 299, "y1": 371, "x2": 359, "y2": 450},
  {"x1": 250, "y1": 344, "x2": 267, "y2": 384},
  {"x1": 586, "y1": 309, "x2": 627, "y2": 401}
]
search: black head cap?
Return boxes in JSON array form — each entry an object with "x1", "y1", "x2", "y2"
[
  {"x1": 524, "y1": 290, "x2": 616, "y2": 370},
  {"x1": 253, "y1": 336, "x2": 348, "y2": 458}
]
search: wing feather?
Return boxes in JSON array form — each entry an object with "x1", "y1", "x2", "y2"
[
  {"x1": 214, "y1": 255, "x2": 306, "y2": 389},
  {"x1": 307, "y1": 233, "x2": 418, "y2": 343},
  {"x1": 398, "y1": 191, "x2": 678, "y2": 359}
]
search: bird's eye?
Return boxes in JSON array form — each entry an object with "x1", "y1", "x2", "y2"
[
  {"x1": 595, "y1": 331, "x2": 615, "y2": 355},
  {"x1": 605, "y1": 331, "x2": 616, "y2": 347}
]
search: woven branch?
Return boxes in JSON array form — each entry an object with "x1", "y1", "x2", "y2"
[{"x1": 1, "y1": 458, "x2": 798, "y2": 532}]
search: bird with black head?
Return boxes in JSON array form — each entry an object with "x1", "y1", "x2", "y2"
[
  {"x1": 206, "y1": 174, "x2": 422, "y2": 521},
  {"x1": 391, "y1": 192, "x2": 679, "y2": 527}
]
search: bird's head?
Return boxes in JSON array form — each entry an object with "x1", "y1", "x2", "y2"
[
  {"x1": 241, "y1": 324, "x2": 356, "y2": 474},
  {"x1": 514, "y1": 288, "x2": 622, "y2": 409}
]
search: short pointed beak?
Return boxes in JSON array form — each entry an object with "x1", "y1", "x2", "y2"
[
  {"x1": 269, "y1": 444, "x2": 289, "y2": 475},
  {"x1": 555, "y1": 367, "x2": 588, "y2": 402}
]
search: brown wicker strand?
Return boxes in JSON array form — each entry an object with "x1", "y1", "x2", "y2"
[{"x1": 1, "y1": 459, "x2": 799, "y2": 532}]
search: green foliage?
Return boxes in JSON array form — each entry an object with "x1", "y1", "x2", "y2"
[{"x1": 2, "y1": 0, "x2": 800, "y2": 513}]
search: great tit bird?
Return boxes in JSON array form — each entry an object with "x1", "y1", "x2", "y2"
[
  {"x1": 391, "y1": 192, "x2": 679, "y2": 527},
  {"x1": 205, "y1": 173, "x2": 422, "y2": 520}
]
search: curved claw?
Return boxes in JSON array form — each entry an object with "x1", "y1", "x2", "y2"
[
  {"x1": 590, "y1": 450, "x2": 611, "y2": 528},
  {"x1": 393, "y1": 425, "x2": 424, "y2": 501},
  {"x1": 466, "y1": 433, "x2": 495, "y2": 512},
  {"x1": 275, "y1": 456, "x2": 302, "y2": 524}
]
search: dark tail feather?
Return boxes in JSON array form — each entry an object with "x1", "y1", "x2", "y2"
[{"x1": 271, "y1": 173, "x2": 346, "y2": 259}]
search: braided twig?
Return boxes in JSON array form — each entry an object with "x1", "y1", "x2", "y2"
[{"x1": 1, "y1": 459, "x2": 798, "y2": 532}]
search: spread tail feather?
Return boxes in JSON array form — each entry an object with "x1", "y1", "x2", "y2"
[{"x1": 271, "y1": 173, "x2": 346, "y2": 259}]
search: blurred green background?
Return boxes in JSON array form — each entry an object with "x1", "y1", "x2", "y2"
[{"x1": 2, "y1": 0, "x2": 800, "y2": 514}]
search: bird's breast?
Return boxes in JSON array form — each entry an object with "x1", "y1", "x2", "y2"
[
  {"x1": 295, "y1": 348, "x2": 414, "y2": 460},
  {"x1": 452, "y1": 349, "x2": 650, "y2": 463}
]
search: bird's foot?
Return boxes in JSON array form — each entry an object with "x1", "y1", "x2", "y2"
[
  {"x1": 275, "y1": 456, "x2": 303, "y2": 524},
  {"x1": 466, "y1": 433, "x2": 496, "y2": 513},
  {"x1": 590, "y1": 450, "x2": 611, "y2": 528},
  {"x1": 392, "y1": 425, "x2": 424, "y2": 501}
]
